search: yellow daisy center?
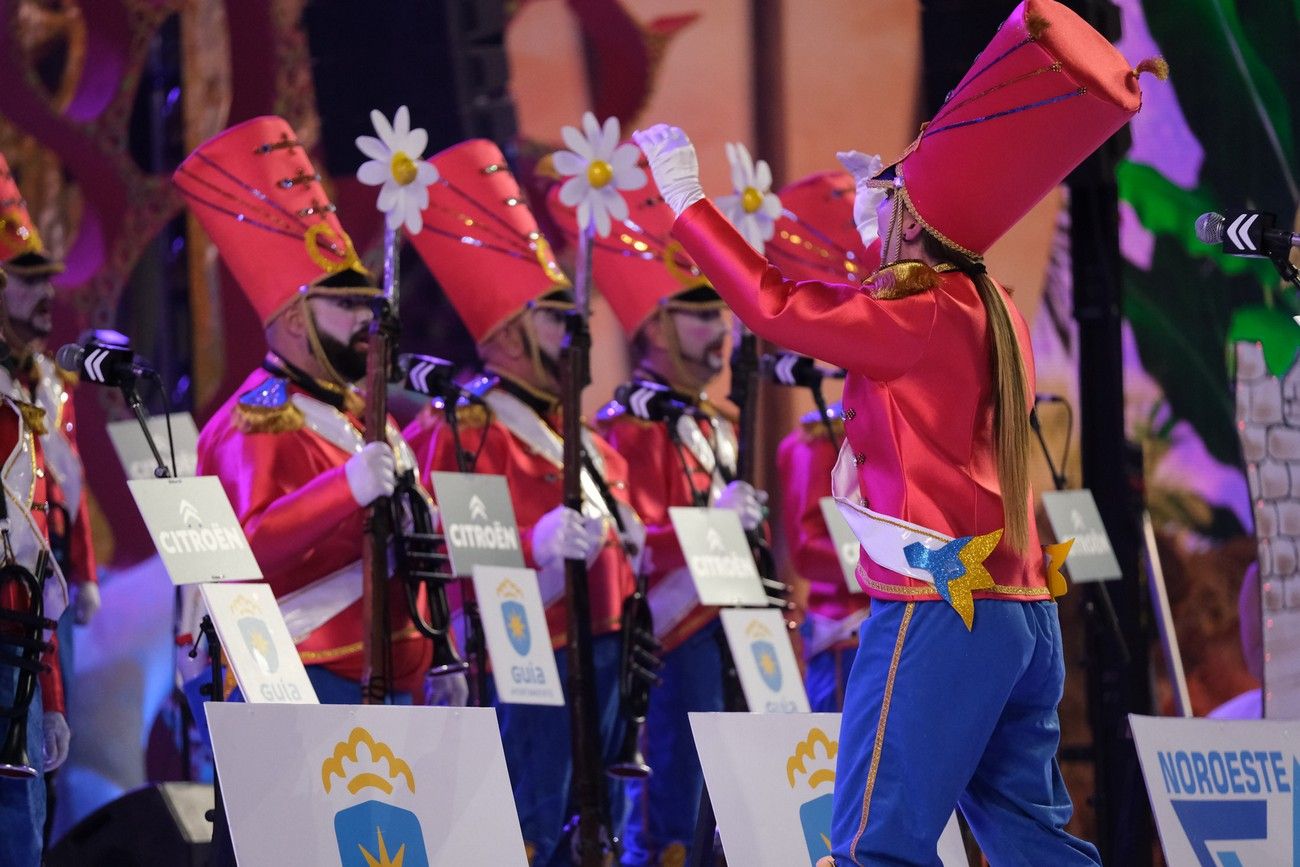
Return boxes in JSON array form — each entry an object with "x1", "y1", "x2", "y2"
[
  {"x1": 390, "y1": 151, "x2": 418, "y2": 186},
  {"x1": 741, "y1": 186, "x2": 764, "y2": 214},
  {"x1": 586, "y1": 160, "x2": 614, "y2": 189}
]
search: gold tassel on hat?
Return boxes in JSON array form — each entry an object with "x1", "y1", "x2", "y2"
[
  {"x1": 1026, "y1": 11, "x2": 1051, "y2": 39},
  {"x1": 1132, "y1": 56, "x2": 1170, "y2": 81}
]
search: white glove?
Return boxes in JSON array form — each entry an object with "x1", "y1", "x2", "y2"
[
  {"x1": 835, "y1": 150, "x2": 886, "y2": 249},
  {"x1": 345, "y1": 442, "x2": 397, "y2": 506},
  {"x1": 714, "y1": 480, "x2": 768, "y2": 532},
  {"x1": 43, "y1": 710, "x2": 70, "y2": 771},
  {"x1": 534, "y1": 506, "x2": 605, "y2": 568},
  {"x1": 632, "y1": 124, "x2": 706, "y2": 216},
  {"x1": 73, "y1": 581, "x2": 101, "y2": 625},
  {"x1": 425, "y1": 670, "x2": 470, "y2": 707}
]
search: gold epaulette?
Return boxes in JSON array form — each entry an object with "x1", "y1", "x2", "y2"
[
  {"x1": 18, "y1": 401, "x2": 47, "y2": 437},
  {"x1": 864, "y1": 260, "x2": 947, "y2": 300},
  {"x1": 594, "y1": 400, "x2": 654, "y2": 429},
  {"x1": 233, "y1": 376, "x2": 304, "y2": 434},
  {"x1": 454, "y1": 400, "x2": 490, "y2": 429},
  {"x1": 56, "y1": 367, "x2": 79, "y2": 388}
]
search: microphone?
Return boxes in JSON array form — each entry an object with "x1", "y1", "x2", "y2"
[
  {"x1": 396, "y1": 353, "x2": 458, "y2": 397},
  {"x1": 761, "y1": 352, "x2": 846, "y2": 388},
  {"x1": 1196, "y1": 211, "x2": 1300, "y2": 257},
  {"x1": 56, "y1": 340, "x2": 153, "y2": 386},
  {"x1": 615, "y1": 381, "x2": 694, "y2": 422}
]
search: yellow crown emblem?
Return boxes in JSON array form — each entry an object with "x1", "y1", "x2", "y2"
[
  {"x1": 321, "y1": 728, "x2": 416, "y2": 796},
  {"x1": 496, "y1": 578, "x2": 525, "y2": 600},
  {"x1": 230, "y1": 594, "x2": 262, "y2": 617},
  {"x1": 786, "y1": 727, "x2": 837, "y2": 791},
  {"x1": 745, "y1": 619, "x2": 775, "y2": 640}
]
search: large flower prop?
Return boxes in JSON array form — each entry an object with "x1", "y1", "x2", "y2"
[
  {"x1": 552, "y1": 112, "x2": 647, "y2": 238},
  {"x1": 356, "y1": 105, "x2": 439, "y2": 233},
  {"x1": 716, "y1": 142, "x2": 782, "y2": 253}
]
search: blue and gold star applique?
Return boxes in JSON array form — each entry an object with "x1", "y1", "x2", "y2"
[{"x1": 903, "y1": 529, "x2": 1002, "y2": 629}]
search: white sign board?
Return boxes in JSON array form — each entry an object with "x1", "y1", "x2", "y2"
[
  {"x1": 669, "y1": 507, "x2": 769, "y2": 607},
  {"x1": 690, "y1": 712, "x2": 968, "y2": 866},
  {"x1": 720, "y1": 608, "x2": 809, "y2": 713},
  {"x1": 471, "y1": 565, "x2": 564, "y2": 706},
  {"x1": 129, "y1": 476, "x2": 262, "y2": 585},
  {"x1": 819, "y1": 497, "x2": 865, "y2": 594},
  {"x1": 1040, "y1": 489, "x2": 1122, "y2": 583},
  {"x1": 1130, "y1": 714, "x2": 1300, "y2": 866},
  {"x1": 107, "y1": 412, "x2": 201, "y2": 479},
  {"x1": 429, "y1": 472, "x2": 525, "y2": 575},
  {"x1": 208, "y1": 703, "x2": 527, "y2": 867},
  {"x1": 200, "y1": 583, "x2": 317, "y2": 704}
]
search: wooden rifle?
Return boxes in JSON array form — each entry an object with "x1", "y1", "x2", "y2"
[{"x1": 562, "y1": 224, "x2": 615, "y2": 864}]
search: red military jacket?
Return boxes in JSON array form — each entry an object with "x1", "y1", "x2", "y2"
[
  {"x1": 404, "y1": 374, "x2": 636, "y2": 645},
  {"x1": 11, "y1": 355, "x2": 97, "y2": 589},
  {"x1": 0, "y1": 396, "x2": 65, "y2": 713},
  {"x1": 675, "y1": 200, "x2": 1049, "y2": 603},
  {"x1": 198, "y1": 367, "x2": 431, "y2": 696},
  {"x1": 776, "y1": 405, "x2": 870, "y2": 624},
  {"x1": 596, "y1": 389, "x2": 737, "y2": 652}
]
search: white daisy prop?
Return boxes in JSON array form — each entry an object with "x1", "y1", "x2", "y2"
[
  {"x1": 355, "y1": 105, "x2": 439, "y2": 234},
  {"x1": 553, "y1": 112, "x2": 647, "y2": 238},
  {"x1": 716, "y1": 142, "x2": 782, "y2": 253}
]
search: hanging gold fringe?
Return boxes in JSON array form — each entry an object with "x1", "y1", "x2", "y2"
[
  {"x1": 865, "y1": 261, "x2": 945, "y2": 300},
  {"x1": 19, "y1": 402, "x2": 47, "y2": 437},
  {"x1": 233, "y1": 400, "x2": 305, "y2": 434}
]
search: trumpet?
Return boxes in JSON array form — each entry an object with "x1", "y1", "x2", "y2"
[
  {"x1": 0, "y1": 545, "x2": 51, "y2": 779},
  {"x1": 607, "y1": 582, "x2": 660, "y2": 780},
  {"x1": 390, "y1": 470, "x2": 468, "y2": 682}
]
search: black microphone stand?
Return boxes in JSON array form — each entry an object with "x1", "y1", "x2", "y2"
[
  {"x1": 439, "y1": 392, "x2": 490, "y2": 708},
  {"x1": 189, "y1": 616, "x2": 235, "y2": 865}
]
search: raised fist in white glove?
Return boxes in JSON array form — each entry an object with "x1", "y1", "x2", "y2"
[
  {"x1": 43, "y1": 710, "x2": 70, "y2": 771},
  {"x1": 835, "y1": 150, "x2": 886, "y2": 249},
  {"x1": 714, "y1": 480, "x2": 767, "y2": 532},
  {"x1": 534, "y1": 506, "x2": 605, "y2": 569},
  {"x1": 345, "y1": 442, "x2": 397, "y2": 507},
  {"x1": 632, "y1": 124, "x2": 705, "y2": 217},
  {"x1": 72, "y1": 581, "x2": 101, "y2": 625}
]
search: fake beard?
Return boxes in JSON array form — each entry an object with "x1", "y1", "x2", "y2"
[{"x1": 316, "y1": 327, "x2": 368, "y2": 383}]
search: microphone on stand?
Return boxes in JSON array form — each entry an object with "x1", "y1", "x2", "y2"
[
  {"x1": 761, "y1": 352, "x2": 846, "y2": 388},
  {"x1": 615, "y1": 381, "x2": 696, "y2": 422},
  {"x1": 55, "y1": 340, "x2": 153, "y2": 387},
  {"x1": 396, "y1": 353, "x2": 459, "y2": 397},
  {"x1": 1196, "y1": 211, "x2": 1300, "y2": 257}
]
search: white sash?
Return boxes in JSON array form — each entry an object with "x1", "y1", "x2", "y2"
[
  {"x1": 273, "y1": 392, "x2": 426, "y2": 642},
  {"x1": 829, "y1": 438, "x2": 949, "y2": 586},
  {"x1": 674, "y1": 413, "x2": 737, "y2": 501},
  {"x1": 30, "y1": 356, "x2": 84, "y2": 517},
  {"x1": 479, "y1": 387, "x2": 613, "y2": 521},
  {"x1": 0, "y1": 397, "x2": 67, "y2": 622}
]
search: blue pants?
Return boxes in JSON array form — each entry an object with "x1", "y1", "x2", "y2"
[
  {"x1": 830, "y1": 600, "x2": 1099, "y2": 866},
  {"x1": 0, "y1": 651, "x2": 46, "y2": 867},
  {"x1": 805, "y1": 643, "x2": 856, "y2": 713},
  {"x1": 621, "y1": 620, "x2": 726, "y2": 866},
  {"x1": 492, "y1": 631, "x2": 624, "y2": 866}
]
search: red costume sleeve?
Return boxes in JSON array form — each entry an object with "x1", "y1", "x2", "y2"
[
  {"x1": 599, "y1": 417, "x2": 688, "y2": 584},
  {"x1": 674, "y1": 200, "x2": 938, "y2": 381},
  {"x1": 210, "y1": 431, "x2": 360, "y2": 590}
]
